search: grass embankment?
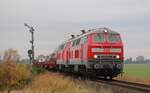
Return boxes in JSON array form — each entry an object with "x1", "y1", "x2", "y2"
[
  {"x1": 0, "y1": 62, "x2": 32, "y2": 92},
  {"x1": 0, "y1": 62, "x2": 101, "y2": 93},
  {"x1": 116, "y1": 64, "x2": 150, "y2": 85},
  {"x1": 12, "y1": 73, "x2": 100, "y2": 93}
]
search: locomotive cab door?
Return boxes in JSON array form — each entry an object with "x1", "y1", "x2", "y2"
[
  {"x1": 81, "y1": 44, "x2": 84, "y2": 63},
  {"x1": 80, "y1": 36, "x2": 88, "y2": 63},
  {"x1": 66, "y1": 41, "x2": 71, "y2": 65},
  {"x1": 66, "y1": 50, "x2": 69, "y2": 64}
]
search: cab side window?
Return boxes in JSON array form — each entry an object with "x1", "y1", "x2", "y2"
[
  {"x1": 72, "y1": 40, "x2": 77, "y2": 47},
  {"x1": 80, "y1": 36, "x2": 87, "y2": 44},
  {"x1": 76, "y1": 38, "x2": 81, "y2": 45},
  {"x1": 72, "y1": 38, "x2": 81, "y2": 47}
]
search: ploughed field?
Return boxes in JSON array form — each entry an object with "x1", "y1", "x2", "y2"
[{"x1": 116, "y1": 64, "x2": 150, "y2": 85}]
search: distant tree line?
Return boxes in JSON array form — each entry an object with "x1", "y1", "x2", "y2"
[{"x1": 125, "y1": 56, "x2": 150, "y2": 64}]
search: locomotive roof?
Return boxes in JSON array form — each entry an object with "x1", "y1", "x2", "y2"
[
  {"x1": 88, "y1": 28, "x2": 119, "y2": 34},
  {"x1": 61, "y1": 27, "x2": 120, "y2": 45}
]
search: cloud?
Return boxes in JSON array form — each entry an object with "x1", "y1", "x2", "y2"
[
  {"x1": 0, "y1": 0, "x2": 150, "y2": 58},
  {"x1": 125, "y1": 48, "x2": 150, "y2": 59}
]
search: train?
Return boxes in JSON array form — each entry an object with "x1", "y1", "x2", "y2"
[{"x1": 33, "y1": 27, "x2": 124, "y2": 79}]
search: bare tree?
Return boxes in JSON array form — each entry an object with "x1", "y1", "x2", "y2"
[{"x1": 3, "y1": 48, "x2": 20, "y2": 62}]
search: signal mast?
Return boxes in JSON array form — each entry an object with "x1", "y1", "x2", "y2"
[{"x1": 24, "y1": 23, "x2": 35, "y2": 64}]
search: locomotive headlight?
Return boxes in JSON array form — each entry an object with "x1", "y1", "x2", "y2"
[
  {"x1": 94, "y1": 55, "x2": 98, "y2": 59},
  {"x1": 104, "y1": 29, "x2": 108, "y2": 33},
  {"x1": 116, "y1": 55, "x2": 120, "y2": 59}
]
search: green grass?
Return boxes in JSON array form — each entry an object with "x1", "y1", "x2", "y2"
[{"x1": 124, "y1": 64, "x2": 150, "y2": 78}]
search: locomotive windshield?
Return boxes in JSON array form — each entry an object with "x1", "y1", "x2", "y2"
[
  {"x1": 108, "y1": 34, "x2": 121, "y2": 42},
  {"x1": 92, "y1": 33, "x2": 121, "y2": 43},
  {"x1": 93, "y1": 34, "x2": 105, "y2": 42}
]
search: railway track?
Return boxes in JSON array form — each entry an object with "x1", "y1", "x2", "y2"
[
  {"x1": 51, "y1": 72, "x2": 150, "y2": 92},
  {"x1": 92, "y1": 79, "x2": 150, "y2": 93}
]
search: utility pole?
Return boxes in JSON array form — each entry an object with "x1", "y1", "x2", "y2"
[{"x1": 24, "y1": 23, "x2": 35, "y2": 64}]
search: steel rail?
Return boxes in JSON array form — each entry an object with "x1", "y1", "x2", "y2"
[{"x1": 92, "y1": 79, "x2": 150, "y2": 93}]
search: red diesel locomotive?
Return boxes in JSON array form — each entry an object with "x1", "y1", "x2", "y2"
[
  {"x1": 33, "y1": 27, "x2": 124, "y2": 79},
  {"x1": 55, "y1": 28, "x2": 124, "y2": 79}
]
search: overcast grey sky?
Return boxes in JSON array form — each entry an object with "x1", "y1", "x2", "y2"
[{"x1": 0, "y1": 0, "x2": 150, "y2": 59}]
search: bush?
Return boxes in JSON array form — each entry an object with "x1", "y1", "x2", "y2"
[{"x1": 0, "y1": 62, "x2": 32, "y2": 92}]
